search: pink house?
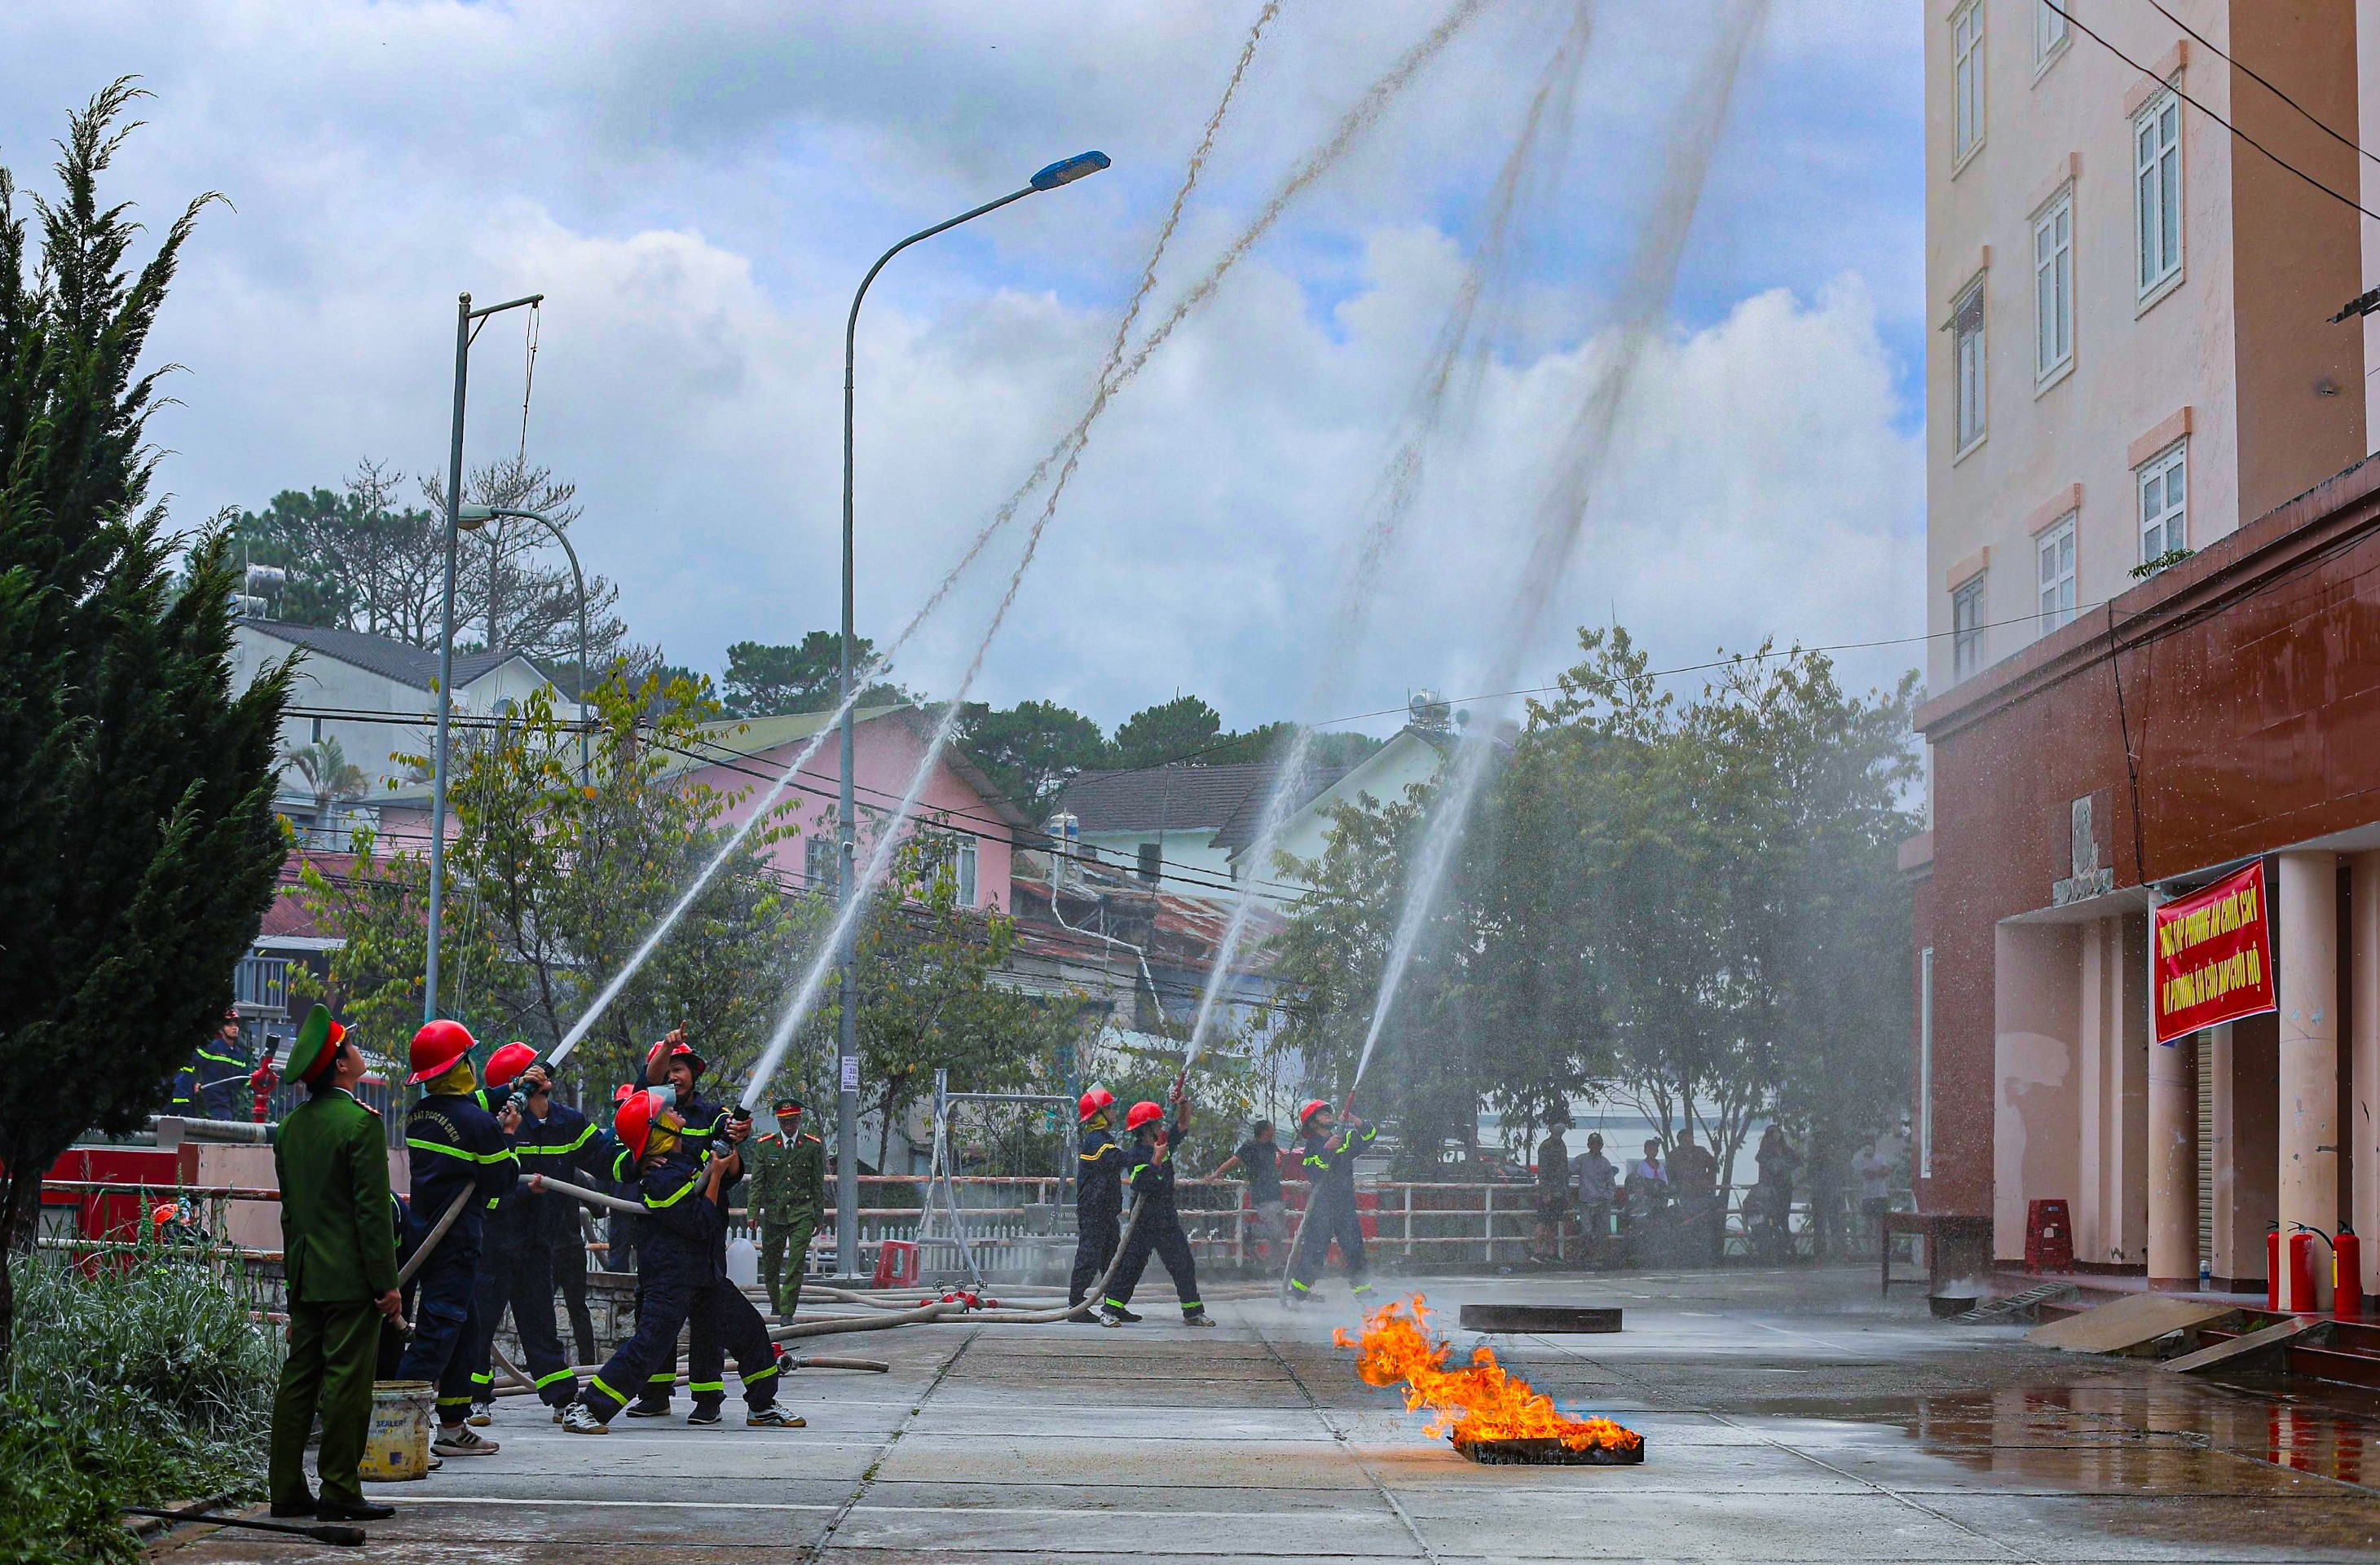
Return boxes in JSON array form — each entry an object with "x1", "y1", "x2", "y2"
[{"x1": 677, "y1": 705, "x2": 1029, "y2": 913}]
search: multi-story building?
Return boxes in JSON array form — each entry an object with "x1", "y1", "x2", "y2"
[{"x1": 1910, "y1": 0, "x2": 2380, "y2": 1297}]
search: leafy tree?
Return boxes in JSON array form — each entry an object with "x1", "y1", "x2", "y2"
[
  {"x1": 721, "y1": 631, "x2": 907, "y2": 718},
  {"x1": 284, "y1": 736, "x2": 368, "y2": 845},
  {"x1": 295, "y1": 668, "x2": 809, "y2": 1103},
  {"x1": 1110, "y1": 694, "x2": 1223, "y2": 768},
  {"x1": 0, "y1": 82, "x2": 292, "y2": 1358},
  {"x1": 954, "y1": 698, "x2": 1106, "y2": 817}
]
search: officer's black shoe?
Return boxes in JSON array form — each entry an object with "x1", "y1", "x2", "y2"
[
  {"x1": 686, "y1": 1404, "x2": 723, "y2": 1426},
  {"x1": 315, "y1": 1500, "x2": 397, "y2": 1523},
  {"x1": 268, "y1": 1497, "x2": 316, "y2": 1519}
]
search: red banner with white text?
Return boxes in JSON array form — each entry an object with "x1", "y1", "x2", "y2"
[{"x1": 2153, "y1": 860, "x2": 2276, "y2": 1044}]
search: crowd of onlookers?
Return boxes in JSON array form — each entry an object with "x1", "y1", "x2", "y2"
[{"x1": 1526, "y1": 1114, "x2": 1907, "y2": 1267}]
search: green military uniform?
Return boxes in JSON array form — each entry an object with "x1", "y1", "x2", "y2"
[
  {"x1": 269, "y1": 1078, "x2": 399, "y2": 1510},
  {"x1": 746, "y1": 1128, "x2": 825, "y2": 1316}
]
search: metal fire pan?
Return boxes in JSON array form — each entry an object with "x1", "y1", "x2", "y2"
[
  {"x1": 1452, "y1": 1434, "x2": 1645, "y2": 1466},
  {"x1": 1457, "y1": 1303, "x2": 1623, "y2": 1334}
]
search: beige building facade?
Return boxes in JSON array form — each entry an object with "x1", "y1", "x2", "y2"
[{"x1": 1924, "y1": 0, "x2": 2363, "y2": 700}]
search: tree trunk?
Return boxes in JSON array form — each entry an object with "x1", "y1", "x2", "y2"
[{"x1": 0, "y1": 1170, "x2": 36, "y2": 1376}]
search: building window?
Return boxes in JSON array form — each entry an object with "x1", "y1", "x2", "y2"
[
  {"x1": 2135, "y1": 86, "x2": 2183, "y2": 298},
  {"x1": 956, "y1": 835, "x2": 978, "y2": 906},
  {"x1": 2032, "y1": 0, "x2": 2069, "y2": 71},
  {"x1": 2036, "y1": 514, "x2": 2076, "y2": 632},
  {"x1": 1952, "y1": 278, "x2": 1987, "y2": 452},
  {"x1": 1953, "y1": 2, "x2": 1986, "y2": 163},
  {"x1": 804, "y1": 835, "x2": 835, "y2": 893},
  {"x1": 1918, "y1": 947, "x2": 1935, "y2": 1179},
  {"x1": 2033, "y1": 189, "x2": 2073, "y2": 380},
  {"x1": 2138, "y1": 440, "x2": 2187, "y2": 567},
  {"x1": 1953, "y1": 574, "x2": 1986, "y2": 680},
  {"x1": 1137, "y1": 841, "x2": 1161, "y2": 884}
]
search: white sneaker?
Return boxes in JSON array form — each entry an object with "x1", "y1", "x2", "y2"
[
  {"x1": 432, "y1": 1425, "x2": 500, "y2": 1457},
  {"x1": 466, "y1": 1401, "x2": 493, "y2": 1426},
  {"x1": 559, "y1": 1403, "x2": 609, "y2": 1435},
  {"x1": 746, "y1": 1406, "x2": 806, "y2": 1428}
]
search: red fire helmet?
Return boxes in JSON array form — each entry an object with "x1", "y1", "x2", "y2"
[
  {"x1": 645, "y1": 1034, "x2": 707, "y2": 1080},
  {"x1": 615, "y1": 1088, "x2": 672, "y2": 1162},
  {"x1": 408, "y1": 1019, "x2": 478, "y2": 1085},
  {"x1": 1125, "y1": 1100, "x2": 1165, "y2": 1133},
  {"x1": 1078, "y1": 1087, "x2": 1116, "y2": 1123},
  {"x1": 484, "y1": 1041, "x2": 540, "y2": 1089},
  {"x1": 1298, "y1": 1098, "x2": 1332, "y2": 1129},
  {"x1": 612, "y1": 1082, "x2": 638, "y2": 1106}
]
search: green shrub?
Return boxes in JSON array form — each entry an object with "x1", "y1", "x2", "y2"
[{"x1": 0, "y1": 1247, "x2": 278, "y2": 1563}]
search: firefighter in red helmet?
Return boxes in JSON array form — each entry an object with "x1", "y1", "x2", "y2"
[
  {"x1": 1100, "y1": 1086, "x2": 1210, "y2": 1327},
  {"x1": 1287, "y1": 1098, "x2": 1377, "y2": 1302},
  {"x1": 393, "y1": 1020, "x2": 519, "y2": 1454},
  {"x1": 1069, "y1": 1087, "x2": 1127, "y2": 1319}
]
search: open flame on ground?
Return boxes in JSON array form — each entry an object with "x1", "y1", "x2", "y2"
[{"x1": 1333, "y1": 1294, "x2": 1644, "y2": 1465}]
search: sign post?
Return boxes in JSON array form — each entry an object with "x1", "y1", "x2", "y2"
[{"x1": 2152, "y1": 860, "x2": 2277, "y2": 1045}]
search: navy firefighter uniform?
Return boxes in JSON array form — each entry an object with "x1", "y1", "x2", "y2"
[
  {"x1": 394, "y1": 1022, "x2": 519, "y2": 1440},
  {"x1": 1069, "y1": 1089, "x2": 1124, "y2": 1311},
  {"x1": 1102, "y1": 1100, "x2": 1210, "y2": 1325},
  {"x1": 1288, "y1": 1103, "x2": 1377, "y2": 1298},
  {"x1": 467, "y1": 1043, "x2": 598, "y2": 1412},
  {"x1": 568, "y1": 1092, "x2": 796, "y2": 1431}
]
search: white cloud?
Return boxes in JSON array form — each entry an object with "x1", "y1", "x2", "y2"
[{"x1": 1, "y1": 0, "x2": 1922, "y2": 732}]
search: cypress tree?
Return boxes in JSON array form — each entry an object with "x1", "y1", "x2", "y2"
[{"x1": 0, "y1": 82, "x2": 293, "y2": 1360}]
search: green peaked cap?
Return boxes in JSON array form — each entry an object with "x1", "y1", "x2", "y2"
[{"x1": 284, "y1": 1003, "x2": 340, "y2": 1084}]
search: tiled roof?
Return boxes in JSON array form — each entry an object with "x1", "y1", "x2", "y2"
[
  {"x1": 1208, "y1": 764, "x2": 1352, "y2": 853},
  {"x1": 245, "y1": 619, "x2": 530, "y2": 691},
  {"x1": 1056, "y1": 763, "x2": 1276, "y2": 837}
]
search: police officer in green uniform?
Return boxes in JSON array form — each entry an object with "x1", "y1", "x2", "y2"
[
  {"x1": 745, "y1": 1097, "x2": 825, "y2": 1317},
  {"x1": 267, "y1": 1007, "x2": 400, "y2": 1523}
]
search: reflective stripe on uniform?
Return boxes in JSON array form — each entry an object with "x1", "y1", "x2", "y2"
[
  {"x1": 407, "y1": 1135, "x2": 513, "y2": 1165},
  {"x1": 590, "y1": 1374, "x2": 625, "y2": 1404},
  {"x1": 743, "y1": 1362, "x2": 778, "y2": 1382},
  {"x1": 534, "y1": 1367, "x2": 575, "y2": 1389},
  {"x1": 645, "y1": 1170, "x2": 704, "y2": 1209},
  {"x1": 470, "y1": 1371, "x2": 493, "y2": 1386},
  {"x1": 648, "y1": 1371, "x2": 677, "y2": 1384},
  {"x1": 688, "y1": 1380, "x2": 726, "y2": 1394}
]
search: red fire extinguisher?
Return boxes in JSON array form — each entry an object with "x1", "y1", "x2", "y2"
[
  {"x1": 2289, "y1": 1226, "x2": 2324, "y2": 1313},
  {"x1": 2338, "y1": 1226, "x2": 2365, "y2": 1321},
  {"x1": 2267, "y1": 1225, "x2": 2282, "y2": 1312}
]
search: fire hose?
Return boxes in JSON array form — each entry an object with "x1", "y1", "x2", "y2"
[{"x1": 529, "y1": 1172, "x2": 1146, "y2": 1330}]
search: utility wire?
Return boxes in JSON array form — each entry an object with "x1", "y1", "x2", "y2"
[{"x1": 2130, "y1": 0, "x2": 2375, "y2": 168}]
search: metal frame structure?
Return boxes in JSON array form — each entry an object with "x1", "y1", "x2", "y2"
[{"x1": 917, "y1": 1071, "x2": 1078, "y2": 1289}]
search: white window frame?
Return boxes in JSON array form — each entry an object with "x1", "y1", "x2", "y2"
[
  {"x1": 1953, "y1": 2, "x2": 1986, "y2": 166},
  {"x1": 803, "y1": 835, "x2": 836, "y2": 893},
  {"x1": 2135, "y1": 85, "x2": 2184, "y2": 303},
  {"x1": 1951, "y1": 276, "x2": 1987, "y2": 456},
  {"x1": 2137, "y1": 439, "x2": 2188, "y2": 568},
  {"x1": 1919, "y1": 947, "x2": 1935, "y2": 1179},
  {"x1": 2033, "y1": 187, "x2": 2074, "y2": 384},
  {"x1": 957, "y1": 835, "x2": 979, "y2": 906},
  {"x1": 2036, "y1": 512, "x2": 2077, "y2": 633},
  {"x1": 2032, "y1": 0, "x2": 2069, "y2": 75},
  {"x1": 1953, "y1": 574, "x2": 1987, "y2": 680}
]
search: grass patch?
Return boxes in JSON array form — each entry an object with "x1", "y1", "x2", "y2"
[{"x1": 0, "y1": 1245, "x2": 277, "y2": 1563}]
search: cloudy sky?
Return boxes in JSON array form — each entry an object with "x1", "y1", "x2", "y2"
[{"x1": 0, "y1": 0, "x2": 1924, "y2": 737}]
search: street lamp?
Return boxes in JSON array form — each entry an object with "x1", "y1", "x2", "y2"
[
  {"x1": 458, "y1": 504, "x2": 592, "y2": 787},
  {"x1": 425, "y1": 289, "x2": 544, "y2": 1029},
  {"x1": 832, "y1": 150, "x2": 1110, "y2": 1278}
]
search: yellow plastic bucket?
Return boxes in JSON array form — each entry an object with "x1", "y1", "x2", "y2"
[{"x1": 358, "y1": 1380, "x2": 434, "y2": 1482}]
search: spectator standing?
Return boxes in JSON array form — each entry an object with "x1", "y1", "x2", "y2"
[
  {"x1": 267, "y1": 1008, "x2": 399, "y2": 1523},
  {"x1": 1214, "y1": 1121, "x2": 1287, "y2": 1265},
  {"x1": 1575, "y1": 1132, "x2": 1617, "y2": 1263},
  {"x1": 1851, "y1": 1140, "x2": 1893, "y2": 1255},
  {"x1": 1531, "y1": 1115, "x2": 1573, "y2": 1263},
  {"x1": 1750, "y1": 1125, "x2": 1800, "y2": 1263},
  {"x1": 1668, "y1": 1127, "x2": 1720, "y2": 1263}
]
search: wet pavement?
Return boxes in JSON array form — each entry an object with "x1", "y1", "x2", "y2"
[{"x1": 160, "y1": 1267, "x2": 2380, "y2": 1562}]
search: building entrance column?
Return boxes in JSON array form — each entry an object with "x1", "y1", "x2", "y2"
[
  {"x1": 2276, "y1": 851, "x2": 2341, "y2": 1309},
  {"x1": 2351, "y1": 853, "x2": 2380, "y2": 1298},
  {"x1": 2147, "y1": 1019, "x2": 2198, "y2": 1289}
]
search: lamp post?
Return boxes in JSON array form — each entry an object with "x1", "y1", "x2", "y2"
[
  {"x1": 458, "y1": 504, "x2": 591, "y2": 787},
  {"x1": 424, "y1": 289, "x2": 544, "y2": 1028},
  {"x1": 833, "y1": 150, "x2": 1110, "y2": 1279}
]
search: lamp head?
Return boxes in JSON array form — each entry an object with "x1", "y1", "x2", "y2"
[{"x1": 1030, "y1": 151, "x2": 1111, "y2": 191}]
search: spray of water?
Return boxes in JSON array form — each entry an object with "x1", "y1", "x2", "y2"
[
  {"x1": 737, "y1": 0, "x2": 1501, "y2": 1110},
  {"x1": 544, "y1": 6, "x2": 1294, "y2": 1064},
  {"x1": 1346, "y1": 0, "x2": 1770, "y2": 1103},
  {"x1": 1182, "y1": 0, "x2": 1598, "y2": 1074}
]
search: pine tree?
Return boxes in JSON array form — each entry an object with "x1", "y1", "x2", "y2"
[{"x1": 0, "y1": 82, "x2": 293, "y2": 1360}]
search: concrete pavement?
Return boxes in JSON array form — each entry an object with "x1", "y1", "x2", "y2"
[{"x1": 161, "y1": 1267, "x2": 2380, "y2": 1562}]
